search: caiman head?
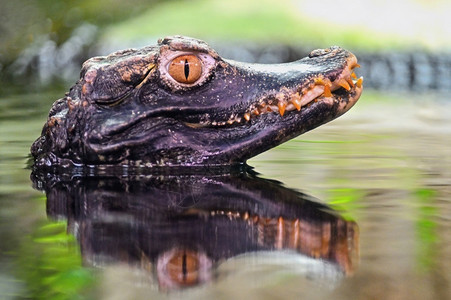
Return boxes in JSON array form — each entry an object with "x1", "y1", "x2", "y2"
[{"x1": 31, "y1": 35, "x2": 363, "y2": 169}]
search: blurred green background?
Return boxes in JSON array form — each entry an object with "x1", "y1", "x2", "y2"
[{"x1": 1, "y1": 0, "x2": 450, "y2": 95}]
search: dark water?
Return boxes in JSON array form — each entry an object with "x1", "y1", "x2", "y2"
[{"x1": 1, "y1": 91, "x2": 450, "y2": 299}]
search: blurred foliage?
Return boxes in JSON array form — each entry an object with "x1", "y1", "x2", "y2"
[
  {"x1": 0, "y1": 0, "x2": 163, "y2": 61},
  {"x1": 100, "y1": 0, "x2": 409, "y2": 50},
  {"x1": 0, "y1": 0, "x2": 165, "y2": 95}
]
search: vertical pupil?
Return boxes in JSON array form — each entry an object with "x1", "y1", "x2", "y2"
[
  {"x1": 184, "y1": 59, "x2": 190, "y2": 80},
  {"x1": 182, "y1": 252, "x2": 187, "y2": 280}
]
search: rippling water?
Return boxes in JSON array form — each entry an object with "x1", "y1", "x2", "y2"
[{"x1": 0, "y1": 91, "x2": 450, "y2": 299}]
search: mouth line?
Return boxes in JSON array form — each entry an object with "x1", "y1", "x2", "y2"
[{"x1": 184, "y1": 59, "x2": 363, "y2": 129}]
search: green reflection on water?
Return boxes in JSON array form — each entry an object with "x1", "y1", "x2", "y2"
[
  {"x1": 327, "y1": 188, "x2": 364, "y2": 221},
  {"x1": 415, "y1": 188, "x2": 439, "y2": 271},
  {"x1": 16, "y1": 219, "x2": 96, "y2": 300}
]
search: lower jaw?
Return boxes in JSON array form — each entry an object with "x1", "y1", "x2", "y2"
[
  {"x1": 56, "y1": 89, "x2": 362, "y2": 170},
  {"x1": 336, "y1": 86, "x2": 363, "y2": 114}
]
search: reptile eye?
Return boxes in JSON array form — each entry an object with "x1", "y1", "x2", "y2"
[{"x1": 168, "y1": 55, "x2": 202, "y2": 84}]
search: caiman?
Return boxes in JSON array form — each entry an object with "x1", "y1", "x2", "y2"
[{"x1": 31, "y1": 36, "x2": 363, "y2": 170}]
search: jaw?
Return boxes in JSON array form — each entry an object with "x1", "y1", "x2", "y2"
[
  {"x1": 85, "y1": 47, "x2": 363, "y2": 167},
  {"x1": 102, "y1": 83, "x2": 363, "y2": 167},
  {"x1": 194, "y1": 84, "x2": 363, "y2": 164},
  {"x1": 182, "y1": 51, "x2": 363, "y2": 164}
]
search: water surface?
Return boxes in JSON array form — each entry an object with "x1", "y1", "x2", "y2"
[{"x1": 0, "y1": 91, "x2": 450, "y2": 299}]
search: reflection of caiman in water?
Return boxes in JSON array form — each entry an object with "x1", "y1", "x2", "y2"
[{"x1": 32, "y1": 169, "x2": 359, "y2": 291}]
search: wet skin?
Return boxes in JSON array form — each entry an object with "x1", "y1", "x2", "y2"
[{"x1": 31, "y1": 36, "x2": 363, "y2": 170}]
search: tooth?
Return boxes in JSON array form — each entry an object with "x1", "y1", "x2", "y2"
[
  {"x1": 323, "y1": 84, "x2": 332, "y2": 97},
  {"x1": 252, "y1": 109, "x2": 260, "y2": 116},
  {"x1": 276, "y1": 217, "x2": 285, "y2": 249},
  {"x1": 252, "y1": 215, "x2": 259, "y2": 223},
  {"x1": 244, "y1": 113, "x2": 250, "y2": 121},
  {"x1": 290, "y1": 93, "x2": 301, "y2": 110},
  {"x1": 314, "y1": 77, "x2": 334, "y2": 97},
  {"x1": 354, "y1": 63, "x2": 361, "y2": 68},
  {"x1": 278, "y1": 102, "x2": 286, "y2": 116},
  {"x1": 346, "y1": 77, "x2": 355, "y2": 87},
  {"x1": 351, "y1": 72, "x2": 357, "y2": 79},
  {"x1": 338, "y1": 79, "x2": 351, "y2": 91},
  {"x1": 292, "y1": 219, "x2": 300, "y2": 248},
  {"x1": 356, "y1": 77, "x2": 363, "y2": 88}
]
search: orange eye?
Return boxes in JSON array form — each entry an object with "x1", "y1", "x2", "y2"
[{"x1": 168, "y1": 55, "x2": 202, "y2": 84}]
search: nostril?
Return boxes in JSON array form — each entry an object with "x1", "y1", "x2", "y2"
[
  {"x1": 308, "y1": 46, "x2": 341, "y2": 58},
  {"x1": 309, "y1": 48, "x2": 331, "y2": 58}
]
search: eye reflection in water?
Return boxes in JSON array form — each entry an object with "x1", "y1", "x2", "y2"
[{"x1": 31, "y1": 168, "x2": 359, "y2": 291}]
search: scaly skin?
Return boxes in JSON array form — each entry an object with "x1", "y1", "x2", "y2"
[{"x1": 31, "y1": 36, "x2": 363, "y2": 171}]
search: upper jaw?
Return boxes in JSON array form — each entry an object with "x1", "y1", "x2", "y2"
[
  {"x1": 185, "y1": 48, "x2": 363, "y2": 128},
  {"x1": 239, "y1": 55, "x2": 363, "y2": 123}
]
